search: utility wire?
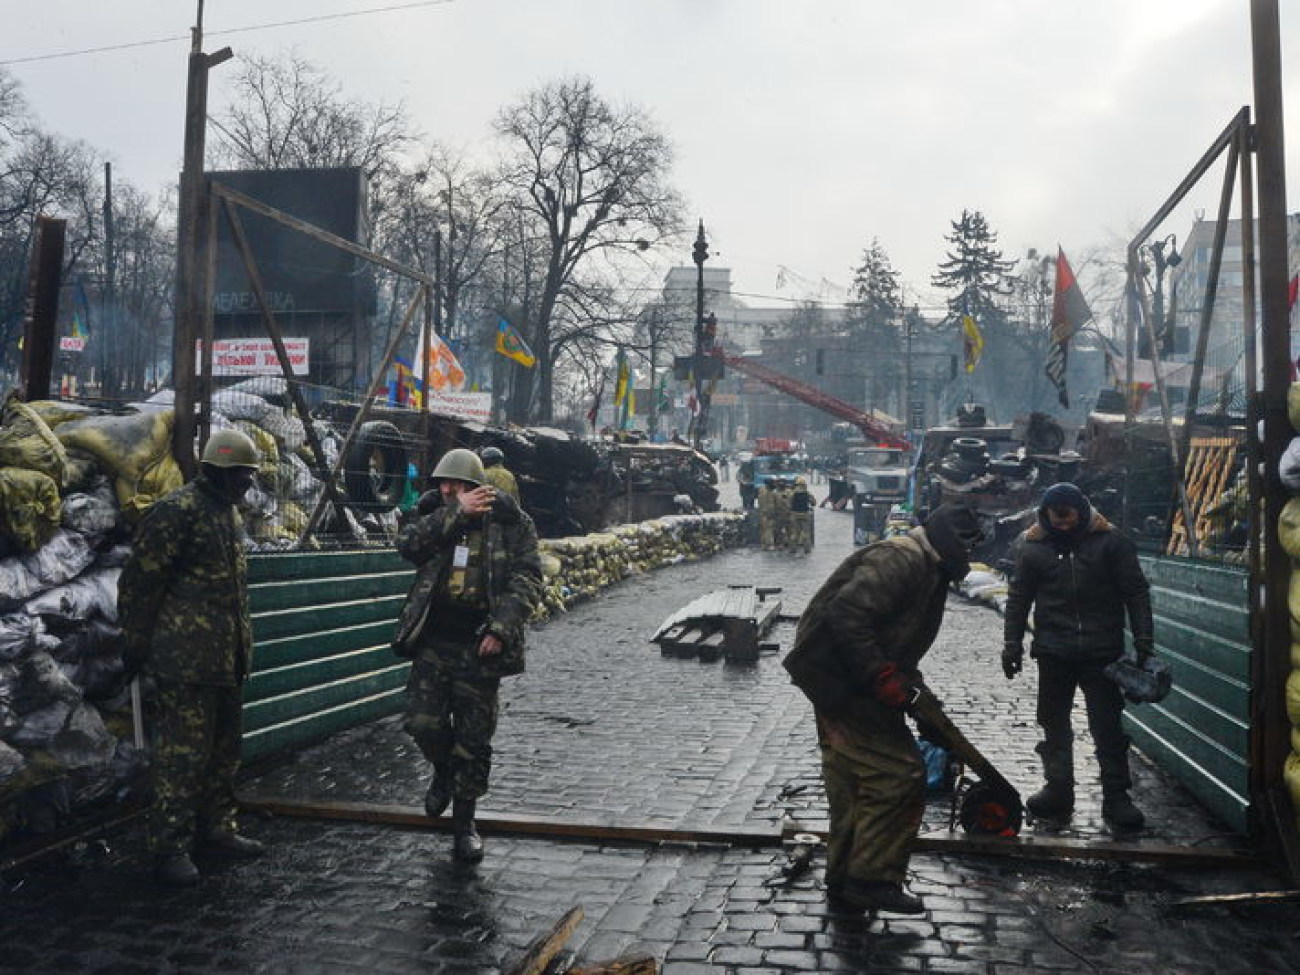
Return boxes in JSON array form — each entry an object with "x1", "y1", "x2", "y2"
[{"x1": 1, "y1": 0, "x2": 457, "y2": 66}]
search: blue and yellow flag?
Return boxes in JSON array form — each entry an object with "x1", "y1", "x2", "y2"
[
  {"x1": 495, "y1": 318, "x2": 536, "y2": 368},
  {"x1": 961, "y1": 313, "x2": 984, "y2": 373}
]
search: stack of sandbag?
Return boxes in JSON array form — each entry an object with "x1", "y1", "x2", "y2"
[
  {"x1": 957, "y1": 563, "x2": 1009, "y2": 613},
  {"x1": 533, "y1": 511, "x2": 745, "y2": 620},
  {"x1": 1279, "y1": 382, "x2": 1300, "y2": 826}
]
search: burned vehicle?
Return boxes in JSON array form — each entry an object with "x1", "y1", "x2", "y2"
[{"x1": 913, "y1": 408, "x2": 1077, "y2": 566}]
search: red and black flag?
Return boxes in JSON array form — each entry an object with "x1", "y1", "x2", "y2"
[{"x1": 1045, "y1": 247, "x2": 1093, "y2": 408}]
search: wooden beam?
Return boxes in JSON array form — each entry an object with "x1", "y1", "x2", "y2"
[{"x1": 505, "y1": 906, "x2": 583, "y2": 975}]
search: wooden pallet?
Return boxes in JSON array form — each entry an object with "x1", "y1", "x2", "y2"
[
  {"x1": 651, "y1": 586, "x2": 783, "y2": 662},
  {"x1": 1167, "y1": 437, "x2": 1239, "y2": 556}
]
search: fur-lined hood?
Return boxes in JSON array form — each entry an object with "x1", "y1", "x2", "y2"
[{"x1": 1025, "y1": 508, "x2": 1112, "y2": 543}]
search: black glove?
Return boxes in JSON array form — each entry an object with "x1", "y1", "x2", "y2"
[{"x1": 1002, "y1": 642, "x2": 1024, "y2": 680}]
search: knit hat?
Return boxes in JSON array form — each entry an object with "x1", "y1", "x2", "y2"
[
  {"x1": 1038, "y1": 482, "x2": 1092, "y2": 536},
  {"x1": 923, "y1": 503, "x2": 984, "y2": 580}
]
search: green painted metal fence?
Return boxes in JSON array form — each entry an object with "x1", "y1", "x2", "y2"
[
  {"x1": 243, "y1": 550, "x2": 414, "y2": 762},
  {"x1": 1133, "y1": 556, "x2": 1251, "y2": 833}
]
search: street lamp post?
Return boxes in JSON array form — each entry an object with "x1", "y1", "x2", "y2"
[
  {"x1": 691, "y1": 220, "x2": 709, "y2": 450},
  {"x1": 1142, "y1": 233, "x2": 1181, "y2": 358}
]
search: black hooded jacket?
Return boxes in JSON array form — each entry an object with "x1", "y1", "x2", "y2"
[{"x1": 1004, "y1": 502, "x2": 1153, "y2": 663}]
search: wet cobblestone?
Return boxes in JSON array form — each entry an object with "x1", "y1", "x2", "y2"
[{"x1": 3, "y1": 485, "x2": 1300, "y2": 972}]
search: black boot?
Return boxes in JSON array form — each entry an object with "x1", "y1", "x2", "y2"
[
  {"x1": 1026, "y1": 780, "x2": 1075, "y2": 819},
  {"x1": 1102, "y1": 791, "x2": 1146, "y2": 832},
  {"x1": 424, "y1": 763, "x2": 451, "y2": 819},
  {"x1": 1028, "y1": 743, "x2": 1075, "y2": 819},
  {"x1": 452, "y1": 798, "x2": 483, "y2": 863},
  {"x1": 201, "y1": 830, "x2": 266, "y2": 859},
  {"x1": 154, "y1": 852, "x2": 201, "y2": 887}
]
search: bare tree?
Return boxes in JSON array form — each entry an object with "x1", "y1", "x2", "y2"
[
  {"x1": 494, "y1": 76, "x2": 685, "y2": 421},
  {"x1": 209, "y1": 52, "x2": 412, "y2": 178}
]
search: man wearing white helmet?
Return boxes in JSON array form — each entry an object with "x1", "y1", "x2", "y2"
[{"x1": 117, "y1": 427, "x2": 265, "y2": 887}]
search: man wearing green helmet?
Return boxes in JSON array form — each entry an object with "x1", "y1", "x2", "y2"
[
  {"x1": 117, "y1": 426, "x2": 265, "y2": 887},
  {"x1": 393, "y1": 447, "x2": 542, "y2": 862}
]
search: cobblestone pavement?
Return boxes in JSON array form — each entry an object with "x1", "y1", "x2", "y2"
[{"x1": 3, "y1": 482, "x2": 1299, "y2": 973}]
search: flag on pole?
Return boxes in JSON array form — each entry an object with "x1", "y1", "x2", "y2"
[
  {"x1": 1045, "y1": 247, "x2": 1093, "y2": 408},
  {"x1": 495, "y1": 318, "x2": 536, "y2": 368},
  {"x1": 613, "y1": 349, "x2": 630, "y2": 408},
  {"x1": 415, "y1": 331, "x2": 467, "y2": 396},
  {"x1": 961, "y1": 310, "x2": 984, "y2": 373}
]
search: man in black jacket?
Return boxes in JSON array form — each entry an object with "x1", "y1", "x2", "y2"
[{"x1": 1003, "y1": 482, "x2": 1154, "y2": 832}]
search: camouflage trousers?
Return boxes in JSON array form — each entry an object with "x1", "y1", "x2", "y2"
[
  {"x1": 789, "y1": 512, "x2": 813, "y2": 552},
  {"x1": 404, "y1": 638, "x2": 501, "y2": 800},
  {"x1": 147, "y1": 680, "x2": 243, "y2": 856},
  {"x1": 820, "y1": 719, "x2": 926, "y2": 888}
]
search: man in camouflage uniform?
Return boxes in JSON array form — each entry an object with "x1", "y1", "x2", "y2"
[
  {"x1": 783, "y1": 504, "x2": 983, "y2": 916},
  {"x1": 478, "y1": 445, "x2": 521, "y2": 504},
  {"x1": 117, "y1": 428, "x2": 265, "y2": 887},
  {"x1": 788, "y1": 476, "x2": 815, "y2": 554},
  {"x1": 757, "y1": 481, "x2": 777, "y2": 550},
  {"x1": 394, "y1": 448, "x2": 541, "y2": 861}
]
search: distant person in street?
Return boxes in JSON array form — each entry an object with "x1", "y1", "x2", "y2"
[
  {"x1": 783, "y1": 504, "x2": 984, "y2": 916},
  {"x1": 1002, "y1": 482, "x2": 1155, "y2": 833},
  {"x1": 757, "y1": 481, "x2": 778, "y2": 550},
  {"x1": 394, "y1": 448, "x2": 542, "y2": 862},
  {"x1": 478, "y1": 445, "x2": 521, "y2": 504},
  {"x1": 116, "y1": 428, "x2": 266, "y2": 888},
  {"x1": 717, "y1": 454, "x2": 730, "y2": 482},
  {"x1": 773, "y1": 478, "x2": 793, "y2": 550},
  {"x1": 788, "y1": 476, "x2": 815, "y2": 554}
]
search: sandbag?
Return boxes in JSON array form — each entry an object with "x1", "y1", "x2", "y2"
[
  {"x1": 212, "y1": 388, "x2": 274, "y2": 424},
  {"x1": 0, "y1": 467, "x2": 61, "y2": 552},
  {"x1": 45, "y1": 701, "x2": 116, "y2": 770},
  {"x1": 0, "y1": 394, "x2": 68, "y2": 487},
  {"x1": 60, "y1": 478, "x2": 120, "y2": 536},
  {"x1": 1283, "y1": 437, "x2": 1300, "y2": 493},
  {"x1": 1281, "y1": 497, "x2": 1300, "y2": 563},
  {"x1": 54, "y1": 408, "x2": 184, "y2": 517},
  {"x1": 0, "y1": 740, "x2": 25, "y2": 783},
  {"x1": 0, "y1": 528, "x2": 94, "y2": 612},
  {"x1": 0, "y1": 614, "x2": 47, "y2": 663},
  {"x1": 24, "y1": 567, "x2": 121, "y2": 623},
  {"x1": 10, "y1": 651, "x2": 82, "y2": 714}
]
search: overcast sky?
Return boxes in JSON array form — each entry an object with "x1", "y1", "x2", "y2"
[{"x1": 6, "y1": 1, "x2": 1299, "y2": 315}]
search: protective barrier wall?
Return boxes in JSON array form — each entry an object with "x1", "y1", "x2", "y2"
[
  {"x1": 244, "y1": 550, "x2": 413, "y2": 762},
  {"x1": 1132, "y1": 555, "x2": 1251, "y2": 833}
]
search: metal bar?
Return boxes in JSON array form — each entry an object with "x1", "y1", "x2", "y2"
[
  {"x1": 299, "y1": 285, "x2": 426, "y2": 543},
  {"x1": 220, "y1": 197, "x2": 344, "y2": 527},
  {"x1": 211, "y1": 181, "x2": 432, "y2": 286},
  {"x1": 1250, "y1": 0, "x2": 1299, "y2": 882},
  {"x1": 237, "y1": 796, "x2": 1259, "y2": 868}
]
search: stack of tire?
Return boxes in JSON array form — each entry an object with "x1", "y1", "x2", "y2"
[{"x1": 938, "y1": 437, "x2": 991, "y2": 483}]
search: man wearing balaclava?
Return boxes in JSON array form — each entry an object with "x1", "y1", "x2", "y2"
[
  {"x1": 783, "y1": 503, "x2": 983, "y2": 916},
  {"x1": 1003, "y1": 482, "x2": 1154, "y2": 833}
]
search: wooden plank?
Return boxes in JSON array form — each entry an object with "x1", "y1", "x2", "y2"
[
  {"x1": 1149, "y1": 588, "x2": 1250, "y2": 644},
  {"x1": 1149, "y1": 618, "x2": 1252, "y2": 683},
  {"x1": 245, "y1": 646, "x2": 400, "y2": 701},
  {"x1": 249, "y1": 549, "x2": 411, "y2": 583},
  {"x1": 242, "y1": 666, "x2": 410, "y2": 732},
  {"x1": 252, "y1": 594, "x2": 406, "y2": 642},
  {"x1": 252, "y1": 620, "x2": 396, "y2": 670},
  {"x1": 241, "y1": 687, "x2": 406, "y2": 762},
  {"x1": 1126, "y1": 721, "x2": 1249, "y2": 833},
  {"x1": 505, "y1": 906, "x2": 584, "y2": 975},
  {"x1": 1141, "y1": 555, "x2": 1248, "y2": 604},
  {"x1": 566, "y1": 955, "x2": 657, "y2": 975},
  {"x1": 249, "y1": 570, "x2": 412, "y2": 613}
]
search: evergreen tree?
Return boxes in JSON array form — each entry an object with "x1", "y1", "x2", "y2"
[
  {"x1": 848, "y1": 238, "x2": 902, "y2": 329},
  {"x1": 931, "y1": 210, "x2": 1015, "y2": 325}
]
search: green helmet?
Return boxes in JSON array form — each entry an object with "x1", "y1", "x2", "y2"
[
  {"x1": 480, "y1": 446, "x2": 504, "y2": 467},
  {"x1": 431, "y1": 448, "x2": 485, "y2": 486},
  {"x1": 201, "y1": 428, "x2": 260, "y2": 469}
]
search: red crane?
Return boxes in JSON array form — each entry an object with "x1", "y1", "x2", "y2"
[{"x1": 715, "y1": 349, "x2": 908, "y2": 448}]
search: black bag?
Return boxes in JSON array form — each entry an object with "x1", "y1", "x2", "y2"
[
  {"x1": 391, "y1": 588, "x2": 432, "y2": 660},
  {"x1": 1103, "y1": 649, "x2": 1173, "y2": 704}
]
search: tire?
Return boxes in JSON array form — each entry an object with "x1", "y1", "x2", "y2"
[
  {"x1": 343, "y1": 421, "x2": 409, "y2": 511},
  {"x1": 950, "y1": 437, "x2": 988, "y2": 460}
]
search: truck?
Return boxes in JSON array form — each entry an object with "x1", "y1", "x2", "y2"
[
  {"x1": 846, "y1": 443, "x2": 912, "y2": 544},
  {"x1": 736, "y1": 438, "x2": 808, "y2": 508}
]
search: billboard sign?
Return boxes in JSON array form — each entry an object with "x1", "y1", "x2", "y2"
[
  {"x1": 197, "y1": 337, "x2": 310, "y2": 377},
  {"x1": 426, "y1": 391, "x2": 492, "y2": 423}
]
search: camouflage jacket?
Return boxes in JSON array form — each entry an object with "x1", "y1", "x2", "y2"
[
  {"x1": 783, "y1": 528, "x2": 949, "y2": 726},
  {"x1": 117, "y1": 476, "x2": 252, "y2": 686},
  {"x1": 481, "y1": 465, "x2": 521, "y2": 503},
  {"x1": 393, "y1": 490, "x2": 542, "y2": 678}
]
